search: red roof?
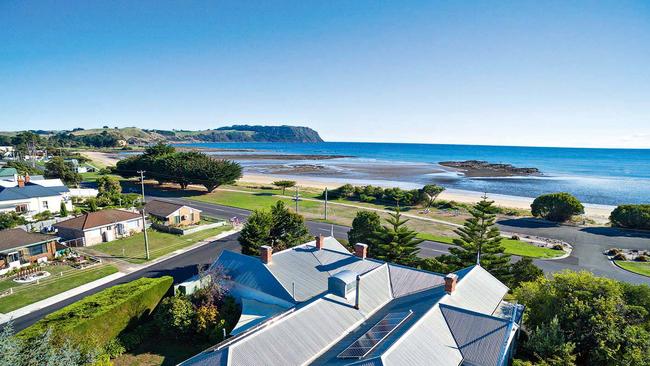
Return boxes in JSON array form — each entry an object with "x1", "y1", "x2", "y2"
[{"x1": 54, "y1": 209, "x2": 141, "y2": 231}]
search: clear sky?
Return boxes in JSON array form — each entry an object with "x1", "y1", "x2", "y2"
[{"x1": 1, "y1": 1, "x2": 649, "y2": 148}]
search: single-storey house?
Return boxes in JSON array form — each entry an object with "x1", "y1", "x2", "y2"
[
  {"x1": 145, "y1": 200, "x2": 201, "y2": 226},
  {"x1": 0, "y1": 228, "x2": 59, "y2": 275},
  {"x1": 0, "y1": 167, "x2": 18, "y2": 182},
  {"x1": 0, "y1": 176, "x2": 72, "y2": 216},
  {"x1": 53, "y1": 209, "x2": 144, "y2": 246}
]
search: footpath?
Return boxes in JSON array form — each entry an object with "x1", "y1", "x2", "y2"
[{"x1": 0, "y1": 228, "x2": 240, "y2": 325}]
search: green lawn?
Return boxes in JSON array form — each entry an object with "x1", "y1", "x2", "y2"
[
  {"x1": 191, "y1": 190, "x2": 322, "y2": 211},
  {"x1": 0, "y1": 265, "x2": 118, "y2": 313},
  {"x1": 80, "y1": 171, "x2": 122, "y2": 183},
  {"x1": 92, "y1": 225, "x2": 233, "y2": 264},
  {"x1": 417, "y1": 233, "x2": 564, "y2": 259},
  {"x1": 615, "y1": 261, "x2": 650, "y2": 277},
  {"x1": 500, "y1": 239, "x2": 565, "y2": 258}
]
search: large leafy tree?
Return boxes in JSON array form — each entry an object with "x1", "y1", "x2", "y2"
[
  {"x1": 238, "y1": 209, "x2": 273, "y2": 255},
  {"x1": 514, "y1": 271, "x2": 650, "y2": 365},
  {"x1": 44, "y1": 157, "x2": 81, "y2": 186},
  {"x1": 348, "y1": 210, "x2": 381, "y2": 246},
  {"x1": 190, "y1": 157, "x2": 242, "y2": 193},
  {"x1": 442, "y1": 196, "x2": 511, "y2": 281},
  {"x1": 239, "y1": 201, "x2": 310, "y2": 254},
  {"x1": 269, "y1": 201, "x2": 311, "y2": 250},
  {"x1": 96, "y1": 175, "x2": 122, "y2": 197},
  {"x1": 368, "y1": 209, "x2": 423, "y2": 265},
  {"x1": 531, "y1": 192, "x2": 584, "y2": 222},
  {"x1": 0, "y1": 212, "x2": 27, "y2": 230}
]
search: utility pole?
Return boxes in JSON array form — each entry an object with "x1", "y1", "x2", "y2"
[
  {"x1": 138, "y1": 170, "x2": 150, "y2": 260},
  {"x1": 294, "y1": 187, "x2": 299, "y2": 213},
  {"x1": 324, "y1": 187, "x2": 328, "y2": 221}
]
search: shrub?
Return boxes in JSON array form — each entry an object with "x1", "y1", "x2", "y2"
[
  {"x1": 531, "y1": 192, "x2": 584, "y2": 222},
  {"x1": 635, "y1": 255, "x2": 648, "y2": 262},
  {"x1": 154, "y1": 295, "x2": 196, "y2": 338},
  {"x1": 102, "y1": 338, "x2": 126, "y2": 358},
  {"x1": 552, "y1": 244, "x2": 564, "y2": 251},
  {"x1": 32, "y1": 210, "x2": 53, "y2": 221},
  {"x1": 610, "y1": 204, "x2": 650, "y2": 230},
  {"x1": 19, "y1": 276, "x2": 172, "y2": 350},
  {"x1": 511, "y1": 235, "x2": 520, "y2": 240},
  {"x1": 613, "y1": 253, "x2": 628, "y2": 261},
  {"x1": 607, "y1": 248, "x2": 622, "y2": 256}
]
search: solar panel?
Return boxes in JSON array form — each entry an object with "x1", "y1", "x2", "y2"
[{"x1": 338, "y1": 310, "x2": 413, "y2": 359}]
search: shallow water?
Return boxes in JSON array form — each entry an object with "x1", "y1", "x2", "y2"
[{"x1": 177, "y1": 142, "x2": 650, "y2": 206}]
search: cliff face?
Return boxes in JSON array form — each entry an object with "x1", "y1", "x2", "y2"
[{"x1": 206, "y1": 125, "x2": 323, "y2": 142}]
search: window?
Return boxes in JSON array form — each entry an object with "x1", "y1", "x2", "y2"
[
  {"x1": 15, "y1": 204, "x2": 28, "y2": 213},
  {"x1": 42, "y1": 201, "x2": 49, "y2": 209},
  {"x1": 27, "y1": 244, "x2": 46, "y2": 256},
  {"x1": 190, "y1": 213, "x2": 195, "y2": 222},
  {"x1": 174, "y1": 216, "x2": 181, "y2": 224}
]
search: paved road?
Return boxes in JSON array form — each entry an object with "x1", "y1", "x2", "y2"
[{"x1": 9, "y1": 195, "x2": 649, "y2": 330}]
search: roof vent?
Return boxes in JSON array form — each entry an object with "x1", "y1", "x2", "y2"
[{"x1": 328, "y1": 270, "x2": 357, "y2": 299}]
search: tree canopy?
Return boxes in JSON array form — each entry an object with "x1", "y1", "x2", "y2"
[
  {"x1": 238, "y1": 201, "x2": 311, "y2": 254},
  {"x1": 531, "y1": 192, "x2": 584, "y2": 222},
  {"x1": 514, "y1": 271, "x2": 650, "y2": 365},
  {"x1": 440, "y1": 196, "x2": 512, "y2": 282},
  {"x1": 348, "y1": 210, "x2": 381, "y2": 246},
  {"x1": 609, "y1": 204, "x2": 650, "y2": 230},
  {"x1": 273, "y1": 180, "x2": 296, "y2": 195},
  {"x1": 44, "y1": 157, "x2": 81, "y2": 186},
  {"x1": 368, "y1": 210, "x2": 423, "y2": 265},
  {"x1": 115, "y1": 144, "x2": 242, "y2": 192}
]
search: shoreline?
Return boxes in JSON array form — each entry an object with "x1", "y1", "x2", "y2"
[{"x1": 80, "y1": 150, "x2": 615, "y2": 223}]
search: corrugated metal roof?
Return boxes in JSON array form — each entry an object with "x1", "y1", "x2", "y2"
[
  {"x1": 182, "y1": 348, "x2": 229, "y2": 366},
  {"x1": 232, "y1": 298, "x2": 288, "y2": 335},
  {"x1": 213, "y1": 250, "x2": 294, "y2": 304},
  {"x1": 440, "y1": 304, "x2": 511, "y2": 366},
  {"x1": 266, "y1": 240, "x2": 382, "y2": 302},
  {"x1": 444, "y1": 265, "x2": 509, "y2": 315},
  {"x1": 357, "y1": 264, "x2": 392, "y2": 315},
  {"x1": 388, "y1": 264, "x2": 446, "y2": 298},
  {"x1": 0, "y1": 184, "x2": 68, "y2": 201},
  {"x1": 347, "y1": 357, "x2": 384, "y2": 366}
]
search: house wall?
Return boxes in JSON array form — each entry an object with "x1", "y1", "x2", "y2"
[
  {"x1": 0, "y1": 195, "x2": 72, "y2": 215},
  {"x1": 56, "y1": 227, "x2": 85, "y2": 241},
  {"x1": 166, "y1": 207, "x2": 201, "y2": 226},
  {"x1": 83, "y1": 218, "x2": 144, "y2": 246}
]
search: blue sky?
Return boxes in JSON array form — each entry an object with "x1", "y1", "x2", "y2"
[{"x1": 1, "y1": 1, "x2": 649, "y2": 148}]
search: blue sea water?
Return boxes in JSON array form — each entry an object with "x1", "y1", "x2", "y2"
[{"x1": 179, "y1": 142, "x2": 650, "y2": 206}]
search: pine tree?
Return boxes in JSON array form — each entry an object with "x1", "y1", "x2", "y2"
[
  {"x1": 446, "y1": 195, "x2": 512, "y2": 281},
  {"x1": 0, "y1": 322, "x2": 21, "y2": 366},
  {"x1": 59, "y1": 201, "x2": 68, "y2": 217},
  {"x1": 238, "y1": 209, "x2": 272, "y2": 255},
  {"x1": 369, "y1": 209, "x2": 423, "y2": 265},
  {"x1": 269, "y1": 201, "x2": 310, "y2": 250}
]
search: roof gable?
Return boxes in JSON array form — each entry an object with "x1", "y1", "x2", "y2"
[
  {"x1": 145, "y1": 199, "x2": 200, "y2": 218},
  {"x1": 54, "y1": 209, "x2": 141, "y2": 231},
  {"x1": 0, "y1": 229, "x2": 57, "y2": 252}
]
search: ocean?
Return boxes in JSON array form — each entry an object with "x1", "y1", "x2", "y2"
[{"x1": 177, "y1": 142, "x2": 650, "y2": 206}]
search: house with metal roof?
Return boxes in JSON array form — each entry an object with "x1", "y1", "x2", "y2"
[
  {"x1": 144, "y1": 199, "x2": 202, "y2": 227},
  {"x1": 0, "y1": 175, "x2": 72, "y2": 216},
  {"x1": 181, "y1": 236, "x2": 523, "y2": 366}
]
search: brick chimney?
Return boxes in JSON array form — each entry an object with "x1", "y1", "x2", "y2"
[
  {"x1": 445, "y1": 273, "x2": 458, "y2": 294},
  {"x1": 260, "y1": 245, "x2": 273, "y2": 264},
  {"x1": 17, "y1": 176, "x2": 25, "y2": 188},
  {"x1": 354, "y1": 243, "x2": 368, "y2": 259},
  {"x1": 315, "y1": 235, "x2": 324, "y2": 250},
  {"x1": 25, "y1": 174, "x2": 30, "y2": 183}
]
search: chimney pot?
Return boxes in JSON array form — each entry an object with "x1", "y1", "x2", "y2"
[
  {"x1": 354, "y1": 243, "x2": 368, "y2": 259},
  {"x1": 445, "y1": 273, "x2": 458, "y2": 294},
  {"x1": 315, "y1": 235, "x2": 324, "y2": 250},
  {"x1": 25, "y1": 174, "x2": 30, "y2": 183},
  {"x1": 17, "y1": 176, "x2": 25, "y2": 188},
  {"x1": 260, "y1": 245, "x2": 272, "y2": 264}
]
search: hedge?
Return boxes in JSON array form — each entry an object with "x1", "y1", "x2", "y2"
[
  {"x1": 610, "y1": 204, "x2": 650, "y2": 230},
  {"x1": 19, "y1": 276, "x2": 173, "y2": 349}
]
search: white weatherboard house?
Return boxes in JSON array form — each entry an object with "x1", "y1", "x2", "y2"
[
  {"x1": 181, "y1": 236, "x2": 523, "y2": 366},
  {"x1": 0, "y1": 175, "x2": 72, "y2": 216}
]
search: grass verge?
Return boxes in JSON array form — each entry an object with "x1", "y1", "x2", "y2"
[
  {"x1": 615, "y1": 261, "x2": 650, "y2": 277},
  {"x1": 92, "y1": 225, "x2": 233, "y2": 264},
  {"x1": 0, "y1": 265, "x2": 118, "y2": 313}
]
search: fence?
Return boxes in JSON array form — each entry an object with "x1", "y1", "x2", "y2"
[{"x1": 60, "y1": 237, "x2": 86, "y2": 248}]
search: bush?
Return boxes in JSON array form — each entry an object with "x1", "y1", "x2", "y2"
[
  {"x1": 552, "y1": 244, "x2": 564, "y2": 250},
  {"x1": 32, "y1": 210, "x2": 53, "y2": 221},
  {"x1": 635, "y1": 255, "x2": 648, "y2": 262},
  {"x1": 19, "y1": 276, "x2": 172, "y2": 349},
  {"x1": 511, "y1": 235, "x2": 520, "y2": 240},
  {"x1": 607, "y1": 248, "x2": 622, "y2": 256},
  {"x1": 531, "y1": 192, "x2": 584, "y2": 222},
  {"x1": 613, "y1": 253, "x2": 628, "y2": 261},
  {"x1": 0, "y1": 211, "x2": 27, "y2": 230},
  {"x1": 610, "y1": 204, "x2": 650, "y2": 230},
  {"x1": 102, "y1": 338, "x2": 126, "y2": 358},
  {"x1": 154, "y1": 295, "x2": 196, "y2": 338}
]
